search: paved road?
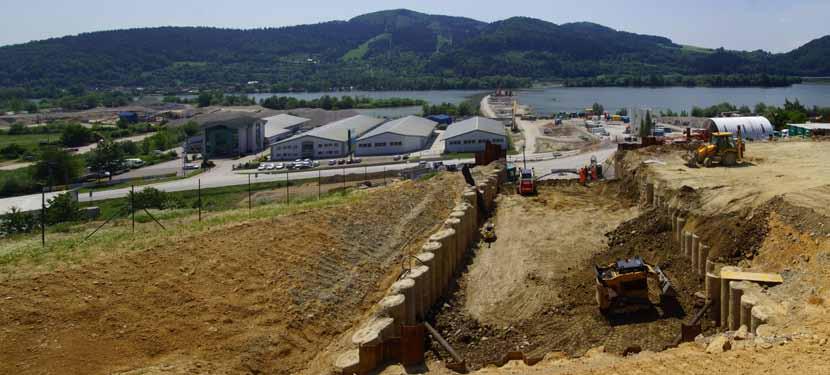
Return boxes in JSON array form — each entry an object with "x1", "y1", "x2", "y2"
[{"x1": 0, "y1": 143, "x2": 619, "y2": 213}]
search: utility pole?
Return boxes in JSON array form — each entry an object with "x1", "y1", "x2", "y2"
[{"x1": 522, "y1": 145, "x2": 527, "y2": 170}]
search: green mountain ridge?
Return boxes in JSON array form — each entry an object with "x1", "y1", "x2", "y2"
[{"x1": 0, "y1": 9, "x2": 827, "y2": 92}]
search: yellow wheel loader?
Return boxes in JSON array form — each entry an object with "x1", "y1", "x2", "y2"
[
  {"x1": 686, "y1": 132, "x2": 745, "y2": 168},
  {"x1": 595, "y1": 256, "x2": 676, "y2": 315}
]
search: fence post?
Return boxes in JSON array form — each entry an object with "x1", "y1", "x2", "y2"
[
  {"x1": 342, "y1": 167, "x2": 346, "y2": 190},
  {"x1": 198, "y1": 179, "x2": 202, "y2": 222},
  {"x1": 285, "y1": 172, "x2": 289, "y2": 204},
  {"x1": 41, "y1": 188, "x2": 45, "y2": 247},
  {"x1": 318, "y1": 170, "x2": 321, "y2": 200},
  {"x1": 364, "y1": 166, "x2": 368, "y2": 182},
  {"x1": 248, "y1": 174, "x2": 252, "y2": 212},
  {"x1": 383, "y1": 166, "x2": 386, "y2": 185},
  {"x1": 131, "y1": 185, "x2": 135, "y2": 233}
]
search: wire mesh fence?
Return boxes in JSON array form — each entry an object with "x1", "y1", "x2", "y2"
[{"x1": 5, "y1": 164, "x2": 432, "y2": 247}]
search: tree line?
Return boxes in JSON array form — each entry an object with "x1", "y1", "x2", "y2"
[
  {"x1": 662, "y1": 99, "x2": 829, "y2": 130},
  {"x1": 565, "y1": 74, "x2": 802, "y2": 88}
]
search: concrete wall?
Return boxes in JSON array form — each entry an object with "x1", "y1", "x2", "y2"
[
  {"x1": 335, "y1": 164, "x2": 507, "y2": 375},
  {"x1": 270, "y1": 135, "x2": 347, "y2": 161},
  {"x1": 445, "y1": 130, "x2": 507, "y2": 153},
  {"x1": 355, "y1": 132, "x2": 432, "y2": 156}
]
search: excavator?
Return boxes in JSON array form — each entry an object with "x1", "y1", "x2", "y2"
[
  {"x1": 686, "y1": 130, "x2": 745, "y2": 168},
  {"x1": 595, "y1": 256, "x2": 676, "y2": 315}
]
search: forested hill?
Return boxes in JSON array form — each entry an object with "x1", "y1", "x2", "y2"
[{"x1": 0, "y1": 9, "x2": 827, "y2": 93}]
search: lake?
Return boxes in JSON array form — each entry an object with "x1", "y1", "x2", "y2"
[
  {"x1": 516, "y1": 84, "x2": 830, "y2": 116},
  {"x1": 187, "y1": 84, "x2": 830, "y2": 118},
  {"x1": 245, "y1": 90, "x2": 483, "y2": 105}
]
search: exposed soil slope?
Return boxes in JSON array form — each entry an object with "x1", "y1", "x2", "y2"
[{"x1": 0, "y1": 175, "x2": 463, "y2": 375}]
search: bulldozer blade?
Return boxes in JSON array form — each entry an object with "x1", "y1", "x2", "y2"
[{"x1": 653, "y1": 265, "x2": 676, "y2": 296}]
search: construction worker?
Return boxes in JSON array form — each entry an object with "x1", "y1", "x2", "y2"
[{"x1": 481, "y1": 222, "x2": 497, "y2": 248}]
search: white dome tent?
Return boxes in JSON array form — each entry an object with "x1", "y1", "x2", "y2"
[{"x1": 704, "y1": 116, "x2": 774, "y2": 141}]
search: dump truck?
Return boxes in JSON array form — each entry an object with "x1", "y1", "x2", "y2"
[{"x1": 595, "y1": 256, "x2": 676, "y2": 315}]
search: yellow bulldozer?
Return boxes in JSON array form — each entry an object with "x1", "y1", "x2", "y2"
[
  {"x1": 686, "y1": 131, "x2": 745, "y2": 168},
  {"x1": 595, "y1": 256, "x2": 676, "y2": 315}
]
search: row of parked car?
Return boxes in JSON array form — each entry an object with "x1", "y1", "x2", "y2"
[
  {"x1": 326, "y1": 158, "x2": 363, "y2": 166},
  {"x1": 258, "y1": 159, "x2": 321, "y2": 171}
]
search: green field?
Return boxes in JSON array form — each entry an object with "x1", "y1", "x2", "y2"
[{"x1": 0, "y1": 133, "x2": 58, "y2": 148}]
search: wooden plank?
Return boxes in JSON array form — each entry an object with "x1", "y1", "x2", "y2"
[{"x1": 720, "y1": 270, "x2": 784, "y2": 284}]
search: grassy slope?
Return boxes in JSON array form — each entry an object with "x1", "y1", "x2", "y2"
[
  {"x1": 0, "y1": 189, "x2": 362, "y2": 272},
  {"x1": 342, "y1": 33, "x2": 391, "y2": 61}
]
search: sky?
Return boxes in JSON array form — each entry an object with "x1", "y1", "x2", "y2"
[{"x1": 1, "y1": 0, "x2": 828, "y2": 52}]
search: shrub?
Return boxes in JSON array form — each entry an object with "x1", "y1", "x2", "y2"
[
  {"x1": 129, "y1": 187, "x2": 170, "y2": 210},
  {"x1": 0, "y1": 207, "x2": 38, "y2": 235},
  {"x1": 46, "y1": 192, "x2": 81, "y2": 224}
]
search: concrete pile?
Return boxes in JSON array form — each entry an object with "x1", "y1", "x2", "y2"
[
  {"x1": 615, "y1": 160, "x2": 787, "y2": 340},
  {"x1": 335, "y1": 165, "x2": 506, "y2": 374}
]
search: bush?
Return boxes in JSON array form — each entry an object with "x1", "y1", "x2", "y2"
[
  {"x1": 0, "y1": 207, "x2": 38, "y2": 236},
  {"x1": 0, "y1": 143, "x2": 26, "y2": 159},
  {"x1": 46, "y1": 192, "x2": 81, "y2": 224},
  {"x1": 60, "y1": 123, "x2": 94, "y2": 147},
  {"x1": 129, "y1": 187, "x2": 173, "y2": 210}
]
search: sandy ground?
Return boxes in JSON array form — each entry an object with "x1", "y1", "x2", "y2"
[
  {"x1": 464, "y1": 185, "x2": 639, "y2": 326},
  {"x1": 626, "y1": 141, "x2": 830, "y2": 216},
  {"x1": 430, "y1": 182, "x2": 712, "y2": 370},
  {"x1": 0, "y1": 174, "x2": 464, "y2": 375}
]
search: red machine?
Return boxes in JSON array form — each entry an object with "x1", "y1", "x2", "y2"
[{"x1": 517, "y1": 168, "x2": 537, "y2": 195}]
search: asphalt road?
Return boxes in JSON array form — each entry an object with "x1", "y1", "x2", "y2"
[{"x1": 0, "y1": 143, "x2": 618, "y2": 213}]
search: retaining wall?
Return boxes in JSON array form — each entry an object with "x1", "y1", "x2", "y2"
[
  {"x1": 335, "y1": 165, "x2": 507, "y2": 374},
  {"x1": 614, "y1": 156, "x2": 785, "y2": 339}
]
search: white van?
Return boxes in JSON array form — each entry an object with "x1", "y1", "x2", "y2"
[{"x1": 124, "y1": 158, "x2": 145, "y2": 169}]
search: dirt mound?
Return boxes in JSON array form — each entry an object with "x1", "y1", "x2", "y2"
[{"x1": 0, "y1": 174, "x2": 463, "y2": 374}]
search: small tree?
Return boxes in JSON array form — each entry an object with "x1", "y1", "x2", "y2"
[
  {"x1": 86, "y1": 140, "x2": 125, "y2": 179},
  {"x1": 181, "y1": 121, "x2": 200, "y2": 137},
  {"x1": 34, "y1": 147, "x2": 82, "y2": 187},
  {"x1": 46, "y1": 192, "x2": 81, "y2": 224},
  {"x1": 639, "y1": 111, "x2": 654, "y2": 138},
  {"x1": 592, "y1": 102, "x2": 604, "y2": 116},
  {"x1": 60, "y1": 123, "x2": 93, "y2": 147}
]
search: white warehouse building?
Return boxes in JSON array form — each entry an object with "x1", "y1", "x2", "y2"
[
  {"x1": 704, "y1": 116, "x2": 774, "y2": 141},
  {"x1": 355, "y1": 116, "x2": 438, "y2": 156},
  {"x1": 270, "y1": 115, "x2": 384, "y2": 160},
  {"x1": 443, "y1": 116, "x2": 508, "y2": 153}
]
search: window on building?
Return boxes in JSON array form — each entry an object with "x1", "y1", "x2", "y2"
[{"x1": 374, "y1": 142, "x2": 386, "y2": 147}]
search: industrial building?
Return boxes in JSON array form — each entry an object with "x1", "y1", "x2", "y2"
[
  {"x1": 704, "y1": 116, "x2": 774, "y2": 140},
  {"x1": 270, "y1": 115, "x2": 384, "y2": 160},
  {"x1": 443, "y1": 116, "x2": 508, "y2": 153},
  {"x1": 355, "y1": 116, "x2": 437, "y2": 156},
  {"x1": 262, "y1": 114, "x2": 310, "y2": 144},
  {"x1": 193, "y1": 111, "x2": 266, "y2": 158},
  {"x1": 788, "y1": 123, "x2": 830, "y2": 137}
]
